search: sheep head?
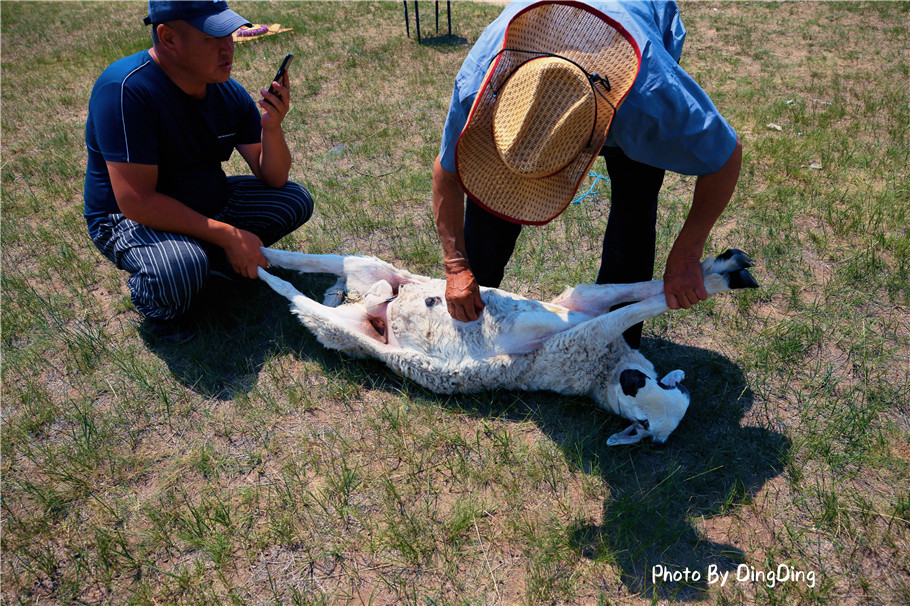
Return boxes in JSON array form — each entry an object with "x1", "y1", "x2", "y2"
[{"x1": 607, "y1": 369, "x2": 690, "y2": 445}]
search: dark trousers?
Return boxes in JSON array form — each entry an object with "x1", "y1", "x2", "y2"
[
  {"x1": 464, "y1": 147, "x2": 665, "y2": 348},
  {"x1": 92, "y1": 176, "x2": 314, "y2": 320}
]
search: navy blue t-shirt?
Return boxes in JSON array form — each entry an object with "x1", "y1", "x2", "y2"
[{"x1": 84, "y1": 50, "x2": 261, "y2": 238}]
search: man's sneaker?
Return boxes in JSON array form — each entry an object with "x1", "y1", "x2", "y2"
[{"x1": 140, "y1": 316, "x2": 197, "y2": 344}]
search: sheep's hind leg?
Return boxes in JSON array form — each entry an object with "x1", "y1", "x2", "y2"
[
  {"x1": 258, "y1": 267, "x2": 387, "y2": 351},
  {"x1": 597, "y1": 268, "x2": 758, "y2": 334},
  {"x1": 701, "y1": 248, "x2": 754, "y2": 276},
  {"x1": 550, "y1": 249, "x2": 757, "y2": 316},
  {"x1": 550, "y1": 280, "x2": 665, "y2": 316},
  {"x1": 546, "y1": 254, "x2": 759, "y2": 345}
]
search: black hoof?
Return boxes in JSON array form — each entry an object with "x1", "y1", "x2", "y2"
[
  {"x1": 717, "y1": 248, "x2": 754, "y2": 270},
  {"x1": 727, "y1": 268, "x2": 759, "y2": 290}
]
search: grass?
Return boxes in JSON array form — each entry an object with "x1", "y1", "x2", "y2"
[{"x1": 1, "y1": 1, "x2": 908, "y2": 604}]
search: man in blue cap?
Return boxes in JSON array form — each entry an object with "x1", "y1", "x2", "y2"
[{"x1": 84, "y1": 1, "x2": 313, "y2": 341}]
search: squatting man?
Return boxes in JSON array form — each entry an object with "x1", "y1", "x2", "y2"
[{"x1": 83, "y1": 0, "x2": 313, "y2": 342}]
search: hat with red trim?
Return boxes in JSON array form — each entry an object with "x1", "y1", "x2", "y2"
[{"x1": 455, "y1": 1, "x2": 641, "y2": 225}]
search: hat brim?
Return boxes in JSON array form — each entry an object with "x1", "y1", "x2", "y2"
[
  {"x1": 455, "y1": 1, "x2": 641, "y2": 225},
  {"x1": 186, "y1": 9, "x2": 252, "y2": 38}
]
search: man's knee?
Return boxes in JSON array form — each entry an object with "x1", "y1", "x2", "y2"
[
  {"x1": 128, "y1": 239, "x2": 208, "y2": 318},
  {"x1": 280, "y1": 180, "x2": 314, "y2": 229}
]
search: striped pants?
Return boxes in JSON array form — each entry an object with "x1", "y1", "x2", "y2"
[{"x1": 92, "y1": 176, "x2": 314, "y2": 320}]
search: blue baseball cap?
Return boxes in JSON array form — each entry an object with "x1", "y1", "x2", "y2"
[{"x1": 143, "y1": 1, "x2": 252, "y2": 37}]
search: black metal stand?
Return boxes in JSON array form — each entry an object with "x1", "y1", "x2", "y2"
[
  {"x1": 404, "y1": 1, "x2": 451, "y2": 42},
  {"x1": 415, "y1": 0, "x2": 421, "y2": 40},
  {"x1": 403, "y1": 1, "x2": 409, "y2": 38}
]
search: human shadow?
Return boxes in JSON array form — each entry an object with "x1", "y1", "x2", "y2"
[
  {"x1": 346, "y1": 339, "x2": 791, "y2": 601},
  {"x1": 142, "y1": 270, "x2": 342, "y2": 399},
  {"x1": 373, "y1": 337, "x2": 789, "y2": 602},
  {"x1": 144, "y1": 271, "x2": 787, "y2": 602},
  {"x1": 563, "y1": 340, "x2": 788, "y2": 601}
]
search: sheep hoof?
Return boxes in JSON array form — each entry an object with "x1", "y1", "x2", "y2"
[
  {"x1": 717, "y1": 248, "x2": 754, "y2": 269},
  {"x1": 703, "y1": 249, "x2": 757, "y2": 279},
  {"x1": 726, "y1": 268, "x2": 759, "y2": 290}
]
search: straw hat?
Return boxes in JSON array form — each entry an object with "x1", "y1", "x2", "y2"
[{"x1": 455, "y1": 1, "x2": 641, "y2": 225}]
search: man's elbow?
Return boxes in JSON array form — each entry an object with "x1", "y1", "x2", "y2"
[
  {"x1": 434, "y1": 155, "x2": 456, "y2": 182},
  {"x1": 728, "y1": 136, "x2": 742, "y2": 168},
  {"x1": 709, "y1": 136, "x2": 742, "y2": 179},
  {"x1": 257, "y1": 161, "x2": 290, "y2": 189},
  {"x1": 263, "y1": 175, "x2": 289, "y2": 189},
  {"x1": 114, "y1": 193, "x2": 147, "y2": 224}
]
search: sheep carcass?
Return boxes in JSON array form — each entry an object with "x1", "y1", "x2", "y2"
[{"x1": 258, "y1": 248, "x2": 757, "y2": 445}]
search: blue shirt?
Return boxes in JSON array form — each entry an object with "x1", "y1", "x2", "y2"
[
  {"x1": 439, "y1": 0, "x2": 737, "y2": 177},
  {"x1": 84, "y1": 50, "x2": 261, "y2": 238}
]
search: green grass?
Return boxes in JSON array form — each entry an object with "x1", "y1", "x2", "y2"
[{"x1": 2, "y1": 1, "x2": 909, "y2": 604}]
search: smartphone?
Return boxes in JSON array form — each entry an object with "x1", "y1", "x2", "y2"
[{"x1": 266, "y1": 53, "x2": 294, "y2": 99}]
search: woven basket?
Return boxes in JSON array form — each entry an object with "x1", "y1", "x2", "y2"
[{"x1": 455, "y1": 1, "x2": 641, "y2": 225}]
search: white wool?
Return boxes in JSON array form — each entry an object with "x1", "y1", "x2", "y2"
[{"x1": 259, "y1": 248, "x2": 756, "y2": 444}]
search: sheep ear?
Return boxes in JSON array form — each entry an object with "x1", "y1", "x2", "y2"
[
  {"x1": 607, "y1": 423, "x2": 649, "y2": 446},
  {"x1": 661, "y1": 369, "x2": 685, "y2": 387}
]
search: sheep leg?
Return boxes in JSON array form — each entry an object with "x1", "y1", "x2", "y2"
[
  {"x1": 549, "y1": 280, "x2": 665, "y2": 316},
  {"x1": 262, "y1": 267, "x2": 451, "y2": 389},
  {"x1": 615, "y1": 270, "x2": 756, "y2": 327},
  {"x1": 259, "y1": 267, "x2": 395, "y2": 353},
  {"x1": 700, "y1": 248, "x2": 754, "y2": 275},
  {"x1": 261, "y1": 248, "x2": 346, "y2": 276},
  {"x1": 260, "y1": 247, "x2": 429, "y2": 299},
  {"x1": 547, "y1": 269, "x2": 757, "y2": 346},
  {"x1": 258, "y1": 267, "x2": 367, "y2": 332},
  {"x1": 549, "y1": 249, "x2": 756, "y2": 316}
]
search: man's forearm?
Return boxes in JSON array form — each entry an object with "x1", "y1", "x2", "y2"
[
  {"x1": 433, "y1": 156, "x2": 468, "y2": 261},
  {"x1": 433, "y1": 155, "x2": 486, "y2": 320},
  {"x1": 119, "y1": 189, "x2": 240, "y2": 249},
  {"x1": 107, "y1": 160, "x2": 267, "y2": 277},
  {"x1": 120, "y1": 190, "x2": 265, "y2": 278},
  {"x1": 674, "y1": 137, "x2": 742, "y2": 255},
  {"x1": 258, "y1": 127, "x2": 292, "y2": 188},
  {"x1": 663, "y1": 138, "x2": 742, "y2": 309}
]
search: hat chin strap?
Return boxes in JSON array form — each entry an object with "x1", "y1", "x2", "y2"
[{"x1": 489, "y1": 49, "x2": 617, "y2": 148}]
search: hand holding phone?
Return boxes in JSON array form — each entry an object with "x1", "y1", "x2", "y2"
[{"x1": 266, "y1": 53, "x2": 294, "y2": 102}]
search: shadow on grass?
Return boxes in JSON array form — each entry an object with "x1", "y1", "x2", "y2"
[
  {"x1": 142, "y1": 270, "x2": 343, "y2": 399},
  {"x1": 563, "y1": 340, "x2": 788, "y2": 601},
  {"x1": 415, "y1": 33, "x2": 468, "y2": 48},
  {"x1": 397, "y1": 338, "x2": 788, "y2": 602},
  {"x1": 144, "y1": 272, "x2": 787, "y2": 601}
]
